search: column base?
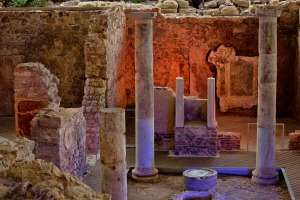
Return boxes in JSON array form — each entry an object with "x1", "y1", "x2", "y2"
[
  {"x1": 131, "y1": 173, "x2": 159, "y2": 183},
  {"x1": 132, "y1": 167, "x2": 159, "y2": 182},
  {"x1": 251, "y1": 169, "x2": 279, "y2": 185}
]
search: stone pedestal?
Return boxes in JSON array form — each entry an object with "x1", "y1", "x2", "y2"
[
  {"x1": 252, "y1": 8, "x2": 281, "y2": 185},
  {"x1": 130, "y1": 12, "x2": 158, "y2": 181},
  {"x1": 207, "y1": 78, "x2": 216, "y2": 129},
  {"x1": 176, "y1": 77, "x2": 185, "y2": 127},
  {"x1": 100, "y1": 108, "x2": 126, "y2": 200}
]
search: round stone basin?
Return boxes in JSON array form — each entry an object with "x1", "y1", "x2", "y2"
[{"x1": 183, "y1": 169, "x2": 218, "y2": 191}]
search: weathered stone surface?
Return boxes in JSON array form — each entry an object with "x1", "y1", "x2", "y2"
[
  {"x1": 208, "y1": 45, "x2": 258, "y2": 112},
  {"x1": 0, "y1": 137, "x2": 35, "y2": 172},
  {"x1": 31, "y1": 108, "x2": 86, "y2": 179},
  {"x1": 14, "y1": 63, "x2": 60, "y2": 138},
  {"x1": 154, "y1": 87, "x2": 175, "y2": 135},
  {"x1": 216, "y1": 0, "x2": 225, "y2": 5},
  {"x1": 184, "y1": 96, "x2": 207, "y2": 122},
  {"x1": 154, "y1": 87, "x2": 175, "y2": 150},
  {"x1": 220, "y1": 5, "x2": 240, "y2": 15},
  {"x1": 100, "y1": 108, "x2": 126, "y2": 199},
  {"x1": 175, "y1": 126, "x2": 218, "y2": 156},
  {"x1": 217, "y1": 131, "x2": 241, "y2": 150},
  {"x1": 60, "y1": 0, "x2": 80, "y2": 7},
  {"x1": 233, "y1": 0, "x2": 250, "y2": 8},
  {"x1": 204, "y1": 0, "x2": 218, "y2": 8},
  {"x1": 203, "y1": 8, "x2": 221, "y2": 15},
  {"x1": 289, "y1": 130, "x2": 300, "y2": 150},
  {"x1": 161, "y1": 8, "x2": 178, "y2": 13},
  {"x1": 131, "y1": 12, "x2": 158, "y2": 179},
  {"x1": 78, "y1": 1, "x2": 97, "y2": 7},
  {"x1": 178, "y1": 7, "x2": 197, "y2": 14},
  {"x1": 178, "y1": 0, "x2": 189, "y2": 8},
  {"x1": 83, "y1": 7, "x2": 126, "y2": 150},
  {"x1": 0, "y1": 160, "x2": 111, "y2": 200},
  {"x1": 156, "y1": 0, "x2": 179, "y2": 9}
]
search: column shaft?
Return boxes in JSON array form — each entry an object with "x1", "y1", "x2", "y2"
[
  {"x1": 131, "y1": 12, "x2": 158, "y2": 180},
  {"x1": 252, "y1": 9, "x2": 281, "y2": 185},
  {"x1": 100, "y1": 108, "x2": 127, "y2": 200},
  {"x1": 175, "y1": 77, "x2": 184, "y2": 127},
  {"x1": 207, "y1": 78, "x2": 216, "y2": 129}
]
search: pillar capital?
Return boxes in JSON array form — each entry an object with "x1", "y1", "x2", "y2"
[
  {"x1": 256, "y1": 6, "x2": 282, "y2": 17},
  {"x1": 130, "y1": 12, "x2": 157, "y2": 21}
]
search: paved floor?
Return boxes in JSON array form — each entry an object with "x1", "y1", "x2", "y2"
[{"x1": 1, "y1": 116, "x2": 300, "y2": 199}]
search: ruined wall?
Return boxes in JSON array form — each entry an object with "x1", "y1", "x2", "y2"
[
  {"x1": 123, "y1": 9, "x2": 298, "y2": 116},
  {"x1": 14, "y1": 63, "x2": 60, "y2": 137},
  {"x1": 0, "y1": 9, "x2": 91, "y2": 111},
  {"x1": 31, "y1": 108, "x2": 86, "y2": 179},
  {"x1": 0, "y1": 7, "x2": 126, "y2": 117},
  {"x1": 83, "y1": 7, "x2": 126, "y2": 150}
]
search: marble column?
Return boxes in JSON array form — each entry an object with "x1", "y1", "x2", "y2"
[
  {"x1": 207, "y1": 78, "x2": 216, "y2": 129},
  {"x1": 100, "y1": 108, "x2": 127, "y2": 200},
  {"x1": 130, "y1": 12, "x2": 158, "y2": 181},
  {"x1": 252, "y1": 8, "x2": 281, "y2": 185},
  {"x1": 175, "y1": 77, "x2": 184, "y2": 127}
]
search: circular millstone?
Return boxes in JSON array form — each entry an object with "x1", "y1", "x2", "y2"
[{"x1": 183, "y1": 168, "x2": 218, "y2": 191}]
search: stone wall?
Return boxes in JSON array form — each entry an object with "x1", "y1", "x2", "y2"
[
  {"x1": 31, "y1": 108, "x2": 86, "y2": 179},
  {"x1": 123, "y1": 8, "x2": 298, "y2": 116},
  {"x1": 14, "y1": 63, "x2": 60, "y2": 137},
  {"x1": 175, "y1": 126, "x2": 218, "y2": 156},
  {"x1": 217, "y1": 131, "x2": 241, "y2": 151},
  {"x1": 0, "y1": 7, "x2": 126, "y2": 117},
  {"x1": 83, "y1": 6, "x2": 126, "y2": 150}
]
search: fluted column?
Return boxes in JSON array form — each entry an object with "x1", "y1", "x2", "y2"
[
  {"x1": 130, "y1": 12, "x2": 158, "y2": 181},
  {"x1": 252, "y1": 8, "x2": 281, "y2": 185}
]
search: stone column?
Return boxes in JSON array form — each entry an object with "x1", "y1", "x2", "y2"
[
  {"x1": 175, "y1": 77, "x2": 184, "y2": 127},
  {"x1": 207, "y1": 78, "x2": 216, "y2": 129},
  {"x1": 130, "y1": 12, "x2": 158, "y2": 181},
  {"x1": 100, "y1": 108, "x2": 127, "y2": 200},
  {"x1": 252, "y1": 8, "x2": 281, "y2": 185}
]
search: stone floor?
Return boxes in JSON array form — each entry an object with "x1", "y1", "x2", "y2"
[{"x1": 1, "y1": 115, "x2": 300, "y2": 199}]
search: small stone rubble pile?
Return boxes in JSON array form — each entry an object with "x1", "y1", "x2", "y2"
[
  {"x1": 0, "y1": 137, "x2": 110, "y2": 200},
  {"x1": 155, "y1": 0, "x2": 197, "y2": 14},
  {"x1": 0, "y1": 136, "x2": 35, "y2": 172}
]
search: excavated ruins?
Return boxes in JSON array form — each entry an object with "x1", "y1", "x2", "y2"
[{"x1": 0, "y1": 0, "x2": 300, "y2": 199}]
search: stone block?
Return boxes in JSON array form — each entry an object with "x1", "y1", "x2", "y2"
[
  {"x1": 204, "y1": 0, "x2": 218, "y2": 8},
  {"x1": 161, "y1": 8, "x2": 178, "y2": 13},
  {"x1": 178, "y1": 7, "x2": 197, "y2": 14},
  {"x1": 220, "y1": 5, "x2": 240, "y2": 15},
  {"x1": 233, "y1": 0, "x2": 250, "y2": 7},
  {"x1": 154, "y1": 87, "x2": 175, "y2": 133},
  {"x1": 175, "y1": 126, "x2": 218, "y2": 156},
  {"x1": 203, "y1": 8, "x2": 221, "y2": 16},
  {"x1": 31, "y1": 108, "x2": 86, "y2": 179},
  {"x1": 178, "y1": 0, "x2": 189, "y2": 8}
]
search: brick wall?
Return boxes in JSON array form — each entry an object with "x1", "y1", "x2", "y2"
[
  {"x1": 83, "y1": 6, "x2": 126, "y2": 150},
  {"x1": 14, "y1": 63, "x2": 60, "y2": 137},
  {"x1": 289, "y1": 130, "x2": 300, "y2": 150},
  {"x1": 217, "y1": 131, "x2": 241, "y2": 151},
  {"x1": 31, "y1": 108, "x2": 86, "y2": 179}
]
